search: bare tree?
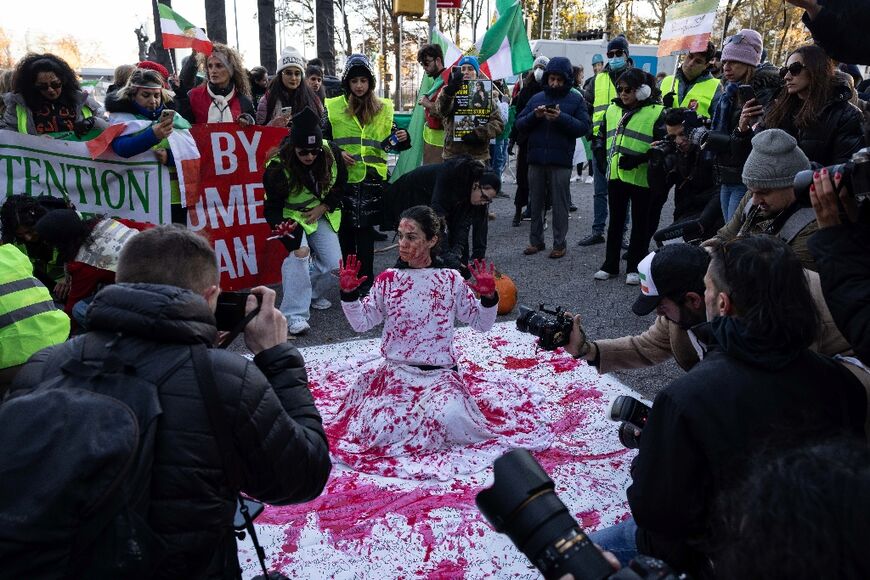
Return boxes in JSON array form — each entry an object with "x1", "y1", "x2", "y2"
[
  {"x1": 258, "y1": 0, "x2": 277, "y2": 73},
  {"x1": 645, "y1": 0, "x2": 679, "y2": 42},
  {"x1": 315, "y1": 0, "x2": 336, "y2": 73},
  {"x1": 334, "y1": 0, "x2": 355, "y2": 56},
  {"x1": 205, "y1": 0, "x2": 228, "y2": 43},
  {"x1": 605, "y1": 0, "x2": 630, "y2": 37},
  {"x1": 720, "y1": 0, "x2": 749, "y2": 39}
]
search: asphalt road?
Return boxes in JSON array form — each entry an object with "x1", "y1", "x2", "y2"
[{"x1": 233, "y1": 165, "x2": 682, "y2": 402}]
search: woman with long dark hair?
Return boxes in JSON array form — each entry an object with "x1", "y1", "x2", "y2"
[
  {"x1": 1, "y1": 53, "x2": 107, "y2": 137},
  {"x1": 332, "y1": 205, "x2": 552, "y2": 479},
  {"x1": 735, "y1": 43, "x2": 865, "y2": 166},
  {"x1": 256, "y1": 46, "x2": 321, "y2": 126},
  {"x1": 175, "y1": 43, "x2": 255, "y2": 125},
  {"x1": 263, "y1": 107, "x2": 347, "y2": 335}
]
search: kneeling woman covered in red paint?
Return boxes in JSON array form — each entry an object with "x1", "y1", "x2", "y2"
[{"x1": 333, "y1": 205, "x2": 552, "y2": 480}]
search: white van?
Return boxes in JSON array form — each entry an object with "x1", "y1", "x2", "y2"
[{"x1": 530, "y1": 39, "x2": 679, "y2": 78}]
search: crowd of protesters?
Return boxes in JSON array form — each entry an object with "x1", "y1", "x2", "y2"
[{"x1": 2, "y1": 0, "x2": 870, "y2": 576}]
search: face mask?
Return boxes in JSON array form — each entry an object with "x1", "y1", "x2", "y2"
[
  {"x1": 534, "y1": 68, "x2": 544, "y2": 83},
  {"x1": 609, "y1": 56, "x2": 627, "y2": 71}
]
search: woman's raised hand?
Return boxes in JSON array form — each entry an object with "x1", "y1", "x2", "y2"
[
  {"x1": 466, "y1": 259, "x2": 496, "y2": 298},
  {"x1": 339, "y1": 254, "x2": 368, "y2": 292}
]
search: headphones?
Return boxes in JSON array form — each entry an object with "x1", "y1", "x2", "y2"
[{"x1": 635, "y1": 84, "x2": 652, "y2": 101}]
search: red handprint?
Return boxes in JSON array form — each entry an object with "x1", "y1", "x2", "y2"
[
  {"x1": 268, "y1": 220, "x2": 298, "y2": 240},
  {"x1": 338, "y1": 254, "x2": 369, "y2": 292},
  {"x1": 466, "y1": 259, "x2": 496, "y2": 297}
]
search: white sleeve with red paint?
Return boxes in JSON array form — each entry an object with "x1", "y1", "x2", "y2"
[
  {"x1": 341, "y1": 273, "x2": 389, "y2": 333},
  {"x1": 452, "y1": 271, "x2": 497, "y2": 332}
]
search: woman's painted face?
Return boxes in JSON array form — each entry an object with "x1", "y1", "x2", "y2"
[
  {"x1": 207, "y1": 56, "x2": 231, "y2": 86},
  {"x1": 133, "y1": 87, "x2": 162, "y2": 111},
  {"x1": 35, "y1": 71, "x2": 62, "y2": 101},
  {"x1": 349, "y1": 76, "x2": 369, "y2": 97},
  {"x1": 397, "y1": 218, "x2": 436, "y2": 266},
  {"x1": 306, "y1": 74, "x2": 323, "y2": 93},
  {"x1": 282, "y1": 68, "x2": 302, "y2": 90}
]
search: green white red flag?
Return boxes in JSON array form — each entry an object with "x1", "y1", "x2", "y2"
[
  {"x1": 478, "y1": 0, "x2": 534, "y2": 80},
  {"x1": 158, "y1": 3, "x2": 213, "y2": 55},
  {"x1": 657, "y1": 0, "x2": 719, "y2": 57}
]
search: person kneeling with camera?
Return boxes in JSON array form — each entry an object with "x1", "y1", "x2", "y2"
[{"x1": 588, "y1": 235, "x2": 867, "y2": 578}]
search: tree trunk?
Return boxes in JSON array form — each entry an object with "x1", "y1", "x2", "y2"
[
  {"x1": 258, "y1": 0, "x2": 277, "y2": 73},
  {"x1": 316, "y1": 0, "x2": 336, "y2": 74},
  {"x1": 605, "y1": 0, "x2": 619, "y2": 37},
  {"x1": 205, "y1": 0, "x2": 228, "y2": 43},
  {"x1": 335, "y1": 0, "x2": 354, "y2": 56}
]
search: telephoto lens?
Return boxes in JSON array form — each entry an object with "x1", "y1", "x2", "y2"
[
  {"x1": 610, "y1": 395, "x2": 650, "y2": 430},
  {"x1": 476, "y1": 449, "x2": 616, "y2": 580},
  {"x1": 617, "y1": 422, "x2": 642, "y2": 449}
]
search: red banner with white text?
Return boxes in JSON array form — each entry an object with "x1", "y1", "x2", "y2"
[{"x1": 188, "y1": 124, "x2": 289, "y2": 291}]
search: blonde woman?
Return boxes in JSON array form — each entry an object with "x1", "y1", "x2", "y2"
[{"x1": 176, "y1": 43, "x2": 255, "y2": 125}]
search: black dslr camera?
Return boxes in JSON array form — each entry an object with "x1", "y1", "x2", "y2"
[
  {"x1": 516, "y1": 304, "x2": 574, "y2": 350},
  {"x1": 794, "y1": 147, "x2": 870, "y2": 206},
  {"x1": 647, "y1": 139, "x2": 678, "y2": 173},
  {"x1": 610, "y1": 395, "x2": 651, "y2": 449},
  {"x1": 477, "y1": 449, "x2": 688, "y2": 579}
]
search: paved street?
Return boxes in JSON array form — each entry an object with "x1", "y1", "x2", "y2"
[{"x1": 238, "y1": 168, "x2": 682, "y2": 402}]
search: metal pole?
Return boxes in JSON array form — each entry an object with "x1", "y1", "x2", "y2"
[
  {"x1": 379, "y1": 0, "x2": 387, "y2": 99},
  {"x1": 233, "y1": 0, "x2": 240, "y2": 50},
  {"x1": 428, "y1": 0, "x2": 436, "y2": 35}
]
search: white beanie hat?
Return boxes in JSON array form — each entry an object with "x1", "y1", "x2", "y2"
[
  {"x1": 276, "y1": 46, "x2": 306, "y2": 75},
  {"x1": 533, "y1": 55, "x2": 550, "y2": 70}
]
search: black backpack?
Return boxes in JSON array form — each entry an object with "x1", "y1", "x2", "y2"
[{"x1": 0, "y1": 333, "x2": 187, "y2": 579}]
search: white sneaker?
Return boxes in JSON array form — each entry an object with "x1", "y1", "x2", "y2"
[
  {"x1": 593, "y1": 270, "x2": 613, "y2": 281},
  {"x1": 584, "y1": 176, "x2": 594, "y2": 184},
  {"x1": 311, "y1": 297, "x2": 332, "y2": 310},
  {"x1": 570, "y1": 175, "x2": 580, "y2": 182},
  {"x1": 625, "y1": 273, "x2": 641, "y2": 285},
  {"x1": 287, "y1": 319, "x2": 311, "y2": 335}
]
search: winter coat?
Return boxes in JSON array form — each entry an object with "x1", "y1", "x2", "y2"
[
  {"x1": 801, "y1": 1, "x2": 870, "y2": 66},
  {"x1": 515, "y1": 57, "x2": 590, "y2": 168},
  {"x1": 104, "y1": 93, "x2": 172, "y2": 158},
  {"x1": 432, "y1": 79, "x2": 504, "y2": 161},
  {"x1": 509, "y1": 74, "x2": 544, "y2": 144},
  {"x1": 808, "y1": 222, "x2": 870, "y2": 367},
  {"x1": 732, "y1": 78, "x2": 865, "y2": 166},
  {"x1": 11, "y1": 283, "x2": 331, "y2": 579},
  {"x1": 628, "y1": 316, "x2": 867, "y2": 577},
  {"x1": 0, "y1": 90, "x2": 108, "y2": 135}
]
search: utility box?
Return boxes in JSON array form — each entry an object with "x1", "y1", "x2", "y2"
[{"x1": 394, "y1": 0, "x2": 424, "y2": 16}]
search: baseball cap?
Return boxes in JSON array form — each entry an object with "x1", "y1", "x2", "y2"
[{"x1": 632, "y1": 244, "x2": 710, "y2": 316}]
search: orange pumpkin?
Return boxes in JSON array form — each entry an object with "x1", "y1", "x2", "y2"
[{"x1": 495, "y1": 272, "x2": 517, "y2": 315}]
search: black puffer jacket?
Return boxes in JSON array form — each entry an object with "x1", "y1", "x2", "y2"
[
  {"x1": 733, "y1": 78, "x2": 865, "y2": 166},
  {"x1": 11, "y1": 283, "x2": 331, "y2": 579}
]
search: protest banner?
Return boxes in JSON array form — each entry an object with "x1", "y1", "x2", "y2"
[
  {"x1": 0, "y1": 132, "x2": 170, "y2": 224},
  {"x1": 188, "y1": 124, "x2": 289, "y2": 291},
  {"x1": 452, "y1": 79, "x2": 493, "y2": 141},
  {"x1": 657, "y1": 0, "x2": 719, "y2": 57}
]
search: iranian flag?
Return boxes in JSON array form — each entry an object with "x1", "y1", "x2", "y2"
[
  {"x1": 657, "y1": 0, "x2": 719, "y2": 57},
  {"x1": 478, "y1": 0, "x2": 534, "y2": 80},
  {"x1": 158, "y1": 3, "x2": 213, "y2": 55},
  {"x1": 431, "y1": 28, "x2": 464, "y2": 88}
]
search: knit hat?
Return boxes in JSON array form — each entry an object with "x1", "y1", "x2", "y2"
[
  {"x1": 290, "y1": 106, "x2": 323, "y2": 147},
  {"x1": 533, "y1": 55, "x2": 550, "y2": 70},
  {"x1": 457, "y1": 55, "x2": 481, "y2": 75},
  {"x1": 633, "y1": 245, "x2": 710, "y2": 316},
  {"x1": 342, "y1": 53, "x2": 376, "y2": 94},
  {"x1": 591, "y1": 54, "x2": 604, "y2": 65},
  {"x1": 721, "y1": 29, "x2": 762, "y2": 67},
  {"x1": 478, "y1": 171, "x2": 501, "y2": 194},
  {"x1": 34, "y1": 209, "x2": 84, "y2": 249},
  {"x1": 607, "y1": 35, "x2": 629, "y2": 55},
  {"x1": 742, "y1": 129, "x2": 811, "y2": 190},
  {"x1": 136, "y1": 60, "x2": 170, "y2": 84},
  {"x1": 277, "y1": 46, "x2": 306, "y2": 76}
]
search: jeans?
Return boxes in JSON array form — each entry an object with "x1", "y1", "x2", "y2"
[
  {"x1": 489, "y1": 139, "x2": 508, "y2": 176},
  {"x1": 589, "y1": 517, "x2": 639, "y2": 568},
  {"x1": 528, "y1": 165, "x2": 572, "y2": 249},
  {"x1": 602, "y1": 180, "x2": 653, "y2": 275},
  {"x1": 71, "y1": 295, "x2": 95, "y2": 331},
  {"x1": 279, "y1": 218, "x2": 342, "y2": 325},
  {"x1": 720, "y1": 183, "x2": 747, "y2": 222}
]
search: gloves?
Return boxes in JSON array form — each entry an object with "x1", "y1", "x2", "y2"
[
  {"x1": 73, "y1": 117, "x2": 96, "y2": 137},
  {"x1": 618, "y1": 153, "x2": 646, "y2": 170},
  {"x1": 443, "y1": 69, "x2": 464, "y2": 97},
  {"x1": 338, "y1": 254, "x2": 368, "y2": 293},
  {"x1": 461, "y1": 130, "x2": 487, "y2": 146},
  {"x1": 662, "y1": 92, "x2": 675, "y2": 108}
]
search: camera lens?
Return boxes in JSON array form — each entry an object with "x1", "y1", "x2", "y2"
[
  {"x1": 618, "y1": 421, "x2": 642, "y2": 449},
  {"x1": 610, "y1": 395, "x2": 650, "y2": 429}
]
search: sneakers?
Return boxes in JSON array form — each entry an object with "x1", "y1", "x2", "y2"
[
  {"x1": 593, "y1": 270, "x2": 614, "y2": 280},
  {"x1": 522, "y1": 208, "x2": 531, "y2": 221},
  {"x1": 577, "y1": 233, "x2": 605, "y2": 246},
  {"x1": 287, "y1": 319, "x2": 311, "y2": 335},
  {"x1": 311, "y1": 297, "x2": 332, "y2": 310},
  {"x1": 584, "y1": 176, "x2": 594, "y2": 184},
  {"x1": 523, "y1": 243, "x2": 545, "y2": 255},
  {"x1": 625, "y1": 273, "x2": 641, "y2": 285},
  {"x1": 512, "y1": 211, "x2": 522, "y2": 227},
  {"x1": 549, "y1": 247, "x2": 566, "y2": 259},
  {"x1": 570, "y1": 175, "x2": 580, "y2": 182}
]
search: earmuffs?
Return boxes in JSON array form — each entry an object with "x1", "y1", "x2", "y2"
[{"x1": 635, "y1": 84, "x2": 652, "y2": 101}]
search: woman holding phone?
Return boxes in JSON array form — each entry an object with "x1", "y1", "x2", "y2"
[
  {"x1": 106, "y1": 67, "x2": 194, "y2": 223},
  {"x1": 256, "y1": 46, "x2": 322, "y2": 127}
]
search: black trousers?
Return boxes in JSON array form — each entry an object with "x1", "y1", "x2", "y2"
[
  {"x1": 601, "y1": 180, "x2": 653, "y2": 275},
  {"x1": 338, "y1": 216, "x2": 375, "y2": 291},
  {"x1": 470, "y1": 205, "x2": 488, "y2": 260},
  {"x1": 515, "y1": 143, "x2": 530, "y2": 210}
]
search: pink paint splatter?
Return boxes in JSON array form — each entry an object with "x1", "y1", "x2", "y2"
[{"x1": 503, "y1": 356, "x2": 539, "y2": 370}]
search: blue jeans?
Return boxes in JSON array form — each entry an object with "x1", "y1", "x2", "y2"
[
  {"x1": 279, "y1": 218, "x2": 342, "y2": 326},
  {"x1": 720, "y1": 183, "x2": 747, "y2": 222},
  {"x1": 490, "y1": 139, "x2": 508, "y2": 176},
  {"x1": 71, "y1": 295, "x2": 95, "y2": 331},
  {"x1": 589, "y1": 516, "x2": 639, "y2": 568}
]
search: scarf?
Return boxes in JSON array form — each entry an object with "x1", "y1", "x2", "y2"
[
  {"x1": 206, "y1": 83, "x2": 236, "y2": 123},
  {"x1": 711, "y1": 82, "x2": 739, "y2": 133}
]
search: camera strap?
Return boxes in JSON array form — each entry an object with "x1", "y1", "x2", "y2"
[{"x1": 217, "y1": 306, "x2": 261, "y2": 350}]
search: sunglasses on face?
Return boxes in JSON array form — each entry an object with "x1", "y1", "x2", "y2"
[
  {"x1": 616, "y1": 85, "x2": 634, "y2": 94},
  {"x1": 36, "y1": 81, "x2": 62, "y2": 91},
  {"x1": 779, "y1": 62, "x2": 806, "y2": 78},
  {"x1": 606, "y1": 49, "x2": 625, "y2": 58},
  {"x1": 296, "y1": 148, "x2": 320, "y2": 157}
]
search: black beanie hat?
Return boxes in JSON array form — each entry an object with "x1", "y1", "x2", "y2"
[
  {"x1": 34, "y1": 209, "x2": 84, "y2": 247},
  {"x1": 607, "y1": 35, "x2": 629, "y2": 54},
  {"x1": 478, "y1": 171, "x2": 501, "y2": 193},
  {"x1": 290, "y1": 106, "x2": 323, "y2": 147}
]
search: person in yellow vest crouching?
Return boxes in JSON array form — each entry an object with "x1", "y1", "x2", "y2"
[
  {"x1": 1, "y1": 53, "x2": 107, "y2": 139},
  {"x1": 324, "y1": 54, "x2": 411, "y2": 296},
  {"x1": 263, "y1": 107, "x2": 348, "y2": 336},
  {"x1": 592, "y1": 68, "x2": 666, "y2": 286},
  {"x1": 0, "y1": 244, "x2": 70, "y2": 395},
  {"x1": 659, "y1": 42, "x2": 723, "y2": 119}
]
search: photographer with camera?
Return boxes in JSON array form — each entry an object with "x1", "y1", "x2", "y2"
[
  {"x1": 3, "y1": 225, "x2": 331, "y2": 578},
  {"x1": 590, "y1": 235, "x2": 867, "y2": 577},
  {"x1": 659, "y1": 42, "x2": 722, "y2": 119},
  {"x1": 706, "y1": 128, "x2": 820, "y2": 270}
]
